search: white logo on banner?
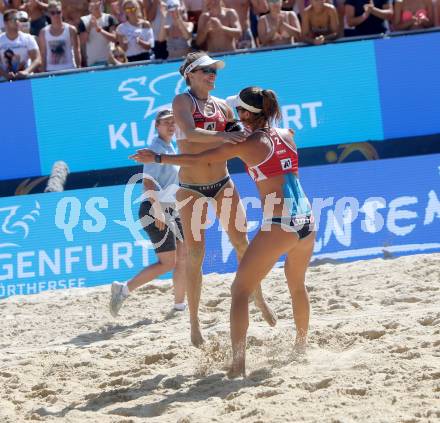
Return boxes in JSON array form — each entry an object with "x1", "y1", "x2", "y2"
[
  {"x1": 109, "y1": 72, "x2": 186, "y2": 150},
  {"x1": 0, "y1": 202, "x2": 40, "y2": 248}
]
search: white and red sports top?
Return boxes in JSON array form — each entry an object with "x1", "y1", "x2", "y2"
[
  {"x1": 246, "y1": 127, "x2": 298, "y2": 182},
  {"x1": 175, "y1": 92, "x2": 227, "y2": 140}
]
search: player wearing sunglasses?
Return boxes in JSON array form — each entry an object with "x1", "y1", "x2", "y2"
[
  {"x1": 149, "y1": 52, "x2": 277, "y2": 348},
  {"x1": 131, "y1": 86, "x2": 315, "y2": 378}
]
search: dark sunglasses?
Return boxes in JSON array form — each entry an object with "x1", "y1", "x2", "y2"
[
  {"x1": 18, "y1": 18, "x2": 29, "y2": 22},
  {"x1": 194, "y1": 67, "x2": 217, "y2": 75},
  {"x1": 49, "y1": 10, "x2": 62, "y2": 15}
]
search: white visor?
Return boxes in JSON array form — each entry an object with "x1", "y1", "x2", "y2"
[
  {"x1": 228, "y1": 94, "x2": 262, "y2": 113},
  {"x1": 183, "y1": 55, "x2": 225, "y2": 77}
]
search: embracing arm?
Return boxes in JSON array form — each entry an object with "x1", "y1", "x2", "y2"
[
  {"x1": 131, "y1": 142, "x2": 244, "y2": 167},
  {"x1": 172, "y1": 95, "x2": 246, "y2": 144}
]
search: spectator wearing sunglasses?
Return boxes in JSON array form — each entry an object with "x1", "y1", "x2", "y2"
[
  {"x1": 0, "y1": 8, "x2": 41, "y2": 80},
  {"x1": 107, "y1": 0, "x2": 143, "y2": 24},
  {"x1": 38, "y1": 1, "x2": 80, "y2": 72},
  {"x1": 196, "y1": 0, "x2": 242, "y2": 53},
  {"x1": 116, "y1": 0, "x2": 154, "y2": 62},
  {"x1": 79, "y1": 0, "x2": 117, "y2": 67}
]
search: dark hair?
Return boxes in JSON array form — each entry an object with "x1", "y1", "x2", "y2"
[
  {"x1": 179, "y1": 50, "x2": 207, "y2": 85},
  {"x1": 239, "y1": 86, "x2": 281, "y2": 127},
  {"x1": 3, "y1": 9, "x2": 18, "y2": 22}
]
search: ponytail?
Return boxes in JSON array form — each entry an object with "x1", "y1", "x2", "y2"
[
  {"x1": 239, "y1": 86, "x2": 281, "y2": 128},
  {"x1": 261, "y1": 89, "x2": 281, "y2": 125}
]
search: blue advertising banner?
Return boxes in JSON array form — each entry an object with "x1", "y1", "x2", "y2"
[
  {"x1": 30, "y1": 41, "x2": 382, "y2": 175},
  {"x1": 0, "y1": 81, "x2": 40, "y2": 180},
  {"x1": 0, "y1": 32, "x2": 439, "y2": 179},
  {"x1": 31, "y1": 62, "x2": 184, "y2": 175},
  {"x1": 1, "y1": 153, "x2": 439, "y2": 298},
  {"x1": 375, "y1": 32, "x2": 440, "y2": 140}
]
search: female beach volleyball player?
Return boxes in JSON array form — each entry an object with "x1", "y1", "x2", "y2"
[
  {"x1": 130, "y1": 87, "x2": 315, "y2": 378},
  {"x1": 155, "y1": 51, "x2": 276, "y2": 347}
]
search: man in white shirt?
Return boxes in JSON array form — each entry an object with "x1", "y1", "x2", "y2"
[{"x1": 0, "y1": 9, "x2": 41, "y2": 80}]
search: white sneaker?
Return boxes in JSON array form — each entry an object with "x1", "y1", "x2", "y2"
[
  {"x1": 173, "y1": 302, "x2": 187, "y2": 311},
  {"x1": 109, "y1": 282, "x2": 128, "y2": 317}
]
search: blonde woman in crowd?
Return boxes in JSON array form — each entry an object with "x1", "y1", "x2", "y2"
[{"x1": 116, "y1": 0, "x2": 154, "y2": 61}]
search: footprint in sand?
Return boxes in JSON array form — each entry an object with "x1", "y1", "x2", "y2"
[
  {"x1": 301, "y1": 377, "x2": 333, "y2": 392},
  {"x1": 248, "y1": 336, "x2": 264, "y2": 347},
  {"x1": 27, "y1": 386, "x2": 58, "y2": 399},
  {"x1": 205, "y1": 298, "x2": 224, "y2": 308},
  {"x1": 160, "y1": 375, "x2": 185, "y2": 390},
  {"x1": 401, "y1": 352, "x2": 421, "y2": 360},
  {"x1": 144, "y1": 352, "x2": 177, "y2": 365},
  {"x1": 201, "y1": 317, "x2": 218, "y2": 327},
  {"x1": 343, "y1": 387, "x2": 367, "y2": 396},
  {"x1": 99, "y1": 377, "x2": 132, "y2": 389},
  {"x1": 390, "y1": 346, "x2": 410, "y2": 354},
  {"x1": 241, "y1": 408, "x2": 262, "y2": 419},
  {"x1": 0, "y1": 371, "x2": 12, "y2": 378},
  {"x1": 383, "y1": 321, "x2": 400, "y2": 330},
  {"x1": 261, "y1": 378, "x2": 285, "y2": 388},
  {"x1": 394, "y1": 296, "x2": 423, "y2": 303},
  {"x1": 254, "y1": 389, "x2": 282, "y2": 398},
  {"x1": 418, "y1": 314, "x2": 440, "y2": 327},
  {"x1": 359, "y1": 330, "x2": 386, "y2": 340}
]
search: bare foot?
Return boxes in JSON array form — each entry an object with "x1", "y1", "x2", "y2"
[
  {"x1": 227, "y1": 363, "x2": 245, "y2": 379},
  {"x1": 254, "y1": 298, "x2": 277, "y2": 327},
  {"x1": 293, "y1": 340, "x2": 307, "y2": 355},
  {"x1": 191, "y1": 326, "x2": 205, "y2": 348}
]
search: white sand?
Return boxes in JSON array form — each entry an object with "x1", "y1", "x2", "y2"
[{"x1": 1, "y1": 253, "x2": 439, "y2": 423}]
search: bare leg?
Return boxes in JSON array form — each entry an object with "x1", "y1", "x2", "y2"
[
  {"x1": 215, "y1": 183, "x2": 277, "y2": 327},
  {"x1": 228, "y1": 227, "x2": 298, "y2": 378},
  {"x1": 177, "y1": 188, "x2": 209, "y2": 347},
  {"x1": 172, "y1": 240, "x2": 186, "y2": 305},
  {"x1": 126, "y1": 250, "x2": 176, "y2": 292},
  {"x1": 284, "y1": 232, "x2": 315, "y2": 353}
]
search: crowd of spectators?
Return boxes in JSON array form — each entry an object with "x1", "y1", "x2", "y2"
[{"x1": 1, "y1": 0, "x2": 439, "y2": 80}]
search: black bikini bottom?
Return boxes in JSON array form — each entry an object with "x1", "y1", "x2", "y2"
[{"x1": 179, "y1": 175, "x2": 231, "y2": 199}]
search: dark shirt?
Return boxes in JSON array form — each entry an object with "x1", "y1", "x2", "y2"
[
  {"x1": 346, "y1": 0, "x2": 391, "y2": 36},
  {"x1": 78, "y1": 14, "x2": 117, "y2": 34}
]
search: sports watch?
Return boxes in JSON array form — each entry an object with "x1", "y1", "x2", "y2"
[{"x1": 154, "y1": 154, "x2": 162, "y2": 163}]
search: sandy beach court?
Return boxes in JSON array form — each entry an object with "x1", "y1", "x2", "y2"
[{"x1": 1, "y1": 253, "x2": 439, "y2": 422}]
